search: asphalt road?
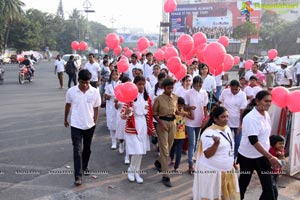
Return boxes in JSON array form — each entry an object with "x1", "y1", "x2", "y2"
[{"x1": 0, "y1": 61, "x2": 297, "y2": 200}]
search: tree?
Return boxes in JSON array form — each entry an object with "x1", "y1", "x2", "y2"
[{"x1": 232, "y1": 21, "x2": 259, "y2": 40}]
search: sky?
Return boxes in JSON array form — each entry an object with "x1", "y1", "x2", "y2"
[{"x1": 21, "y1": 0, "x2": 163, "y2": 33}]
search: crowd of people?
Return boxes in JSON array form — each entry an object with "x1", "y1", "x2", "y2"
[
  {"x1": 186, "y1": 26, "x2": 233, "y2": 39},
  {"x1": 59, "y1": 52, "x2": 288, "y2": 200}
]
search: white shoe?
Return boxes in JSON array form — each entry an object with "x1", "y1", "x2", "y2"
[
  {"x1": 134, "y1": 173, "x2": 143, "y2": 184},
  {"x1": 128, "y1": 173, "x2": 135, "y2": 182},
  {"x1": 111, "y1": 143, "x2": 117, "y2": 150},
  {"x1": 119, "y1": 143, "x2": 124, "y2": 154},
  {"x1": 124, "y1": 158, "x2": 130, "y2": 165}
]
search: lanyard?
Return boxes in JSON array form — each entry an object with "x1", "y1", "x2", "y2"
[{"x1": 219, "y1": 131, "x2": 233, "y2": 150}]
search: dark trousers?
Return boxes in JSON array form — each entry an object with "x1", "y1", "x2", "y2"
[
  {"x1": 68, "y1": 73, "x2": 77, "y2": 88},
  {"x1": 272, "y1": 174, "x2": 279, "y2": 200},
  {"x1": 231, "y1": 128, "x2": 242, "y2": 159},
  {"x1": 296, "y1": 74, "x2": 300, "y2": 86},
  {"x1": 71, "y1": 126, "x2": 95, "y2": 179},
  {"x1": 170, "y1": 139, "x2": 184, "y2": 169},
  {"x1": 238, "y1": 153, "x2": 275, "y2": 200}
]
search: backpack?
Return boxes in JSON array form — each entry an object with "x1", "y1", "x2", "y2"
[{"x1": 65, "y1": 61, "x2": 75, "y2": 75}]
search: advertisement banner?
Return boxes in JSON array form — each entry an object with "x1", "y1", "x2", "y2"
[{"x1": 169, "y1": 1, "x2": 261, "y2": 43}]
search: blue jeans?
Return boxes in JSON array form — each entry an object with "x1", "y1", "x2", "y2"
[
  {"x1": 231, "y1": 127, "x2": 242, "y2": 158},
  {"x1": 170, "y1": 139, "x2": 184, "y2": 169},
  {"x1": 216, "y1": 85, "x2": 222, "y2": 100},
  {"x1": 186, "y1": 126, "x2": 201, "y2": 166}
]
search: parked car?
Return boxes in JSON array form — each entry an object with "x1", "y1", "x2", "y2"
[{"x1": 62, "y1": 54, "x2": 82, "y2": 68}]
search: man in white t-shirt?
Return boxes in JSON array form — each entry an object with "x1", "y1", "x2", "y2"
[
  {"x1": 142, "y1": 52, "x2": 154, "y2": 80},
  {"x1": 64, "y1": 69, "x2": 101, "y2": 186},
  {"x1": 275, "y1": 62, "x2": 293, "y2": 87},
  {"x1": 84, "y1": 53, "x2": 101, "y2": 88},
  {"x1": 127, "y1": 53, "x2": 143, "y2": 80},
  {"x1": 54, "y1": 54, "x2": 66, "y2": 89},
  {"x1": 238, "y1": 57, "x2": 245, "y2": 78},
  {"x1": 262, "y1": 61, "x2": 277, "y2": 88}
]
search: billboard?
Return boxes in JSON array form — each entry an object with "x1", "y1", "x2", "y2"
[{"x1": 169, "y1": 1, "x2": 261, "y2": 43}]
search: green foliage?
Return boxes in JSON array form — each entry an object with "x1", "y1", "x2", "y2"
[{"x1": 232, "y1": 21, "x2": 259, "y2": 39}]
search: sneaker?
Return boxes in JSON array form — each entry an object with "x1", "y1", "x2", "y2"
[
  {"x1": 119, "y1": 142, "x2": 124, "y2": 154},
  {"x1": 124, "y1": 158, "x2": 130, "y2": 165},
  {"x1": 74, "y1": 177, "x2": 82, "y2": 186},
  {"x1": 111, "y1": 144, "x2": 117, "y2": 150},
  {"x1": 128, "y1": 173, "x2": 135, "y2": 182},
  {"x1": 134, "y1": 173, "x2": 143, "y2": 184},
  {"x1": 162, "y1": 177, "x2": 172, "y2": 187},
  {"x1": 154, "y1": 160, "x2": 162, "y2": 172},
  {"x1": 83, "y1": 168, "x2": 90, "y2": 176}
]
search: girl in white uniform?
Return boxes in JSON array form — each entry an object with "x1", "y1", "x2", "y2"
[
  {"x1": 104, "y1": 69, "x2": 120, "y2": 149},
  {"x1": 121, "y1": 75, "x2": 155, "y2": 184}
]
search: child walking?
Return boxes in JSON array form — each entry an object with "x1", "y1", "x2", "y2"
[
  {"x1": 169, "y1": 97, "x2": 194, "y2": 171},
  {"x1": 269, "y1": 135, "x2": 285, "y2": 200}
]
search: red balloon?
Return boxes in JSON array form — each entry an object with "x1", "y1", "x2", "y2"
[
  {"x1": 193, "y1": 32, "x2": 207, "y2": 47},
  {"x1": 79, "y1": 41, "x2": 88, "y2": 51},
  {"x1": 149, "y1": 41, "x2": 154, "y2": 47},
  {"x1": 164, "y1": 0, "x2": 177, "y2": 13},
  {"x1": 137, "y1": 37, "x2": 149, "y2": 52},
  {"x1": 268, "y1": 49, "x2": 278, "y2": 60},
  {"x1": 119, "y1": 36, "x2": 124, "y2": 44},
  {"x1": 161, "y1": 46, "x2": 167, "y2": 52},
  {"x1": 167, "y1": 56, "x2": 181, "y2": 74},
  {"x1": 71, "y1": 41, "x2": 79, "y2": 51},
  {"x1": 154, "y1": 49, "x2": 165, "y2": 61},
  {"x1": 177, "y1": 34, "x2": 194, "y2": 56},
  {"x1": 223, "y1": 54, "x2": 234, "y2": 72},
  {"x1": 218, "y1": 36, "x2": 229, "y2": 47},
  {"x1": 135, "y1": 52, "x2": 142, "y2": 60},
  {"x1": 196, "y1": 43, "x2": 207, "y2": 62},
  {"x1": 114, "y1": 82, "x2": 139, "y2": 103},
  {"x1": 164, "y1": 47, "x2": 178, "y2": 61},
  {"x1": 185, "y1": 46, "x2": 196, "y2": 60},
  {"x1": 287, "y1": 91, "x2": 300, "y2": 112},
  {"x1": 173, "y1": 29, "x2": 177, "y2": 33},
  {"x1": 17, "y1": 56, "x2": 24, "y2": 62},
  {"x1": 117, "y1": 59, "x2": 129, "y2": 73},
  {"x1": 124, "y1": 47, "x2": 129, "y2": 52},
  {"x1": 104, "y1": 47, "x2": 109, "y2": 53},
  {"x1": 203, "y1": 42, "x2": 226, "y2": 67},
  {"x1": 271, "y1": 86, "x2": 290, "y2": 108},
  {"x1": 177, "y1": 18, "x2": 181, "y2": 23},
  {"x1": 174, "y1": 64, "x2": 187, "y2": 80},
  {"x1": 125, "y1": 50, "x2": 133, "y2": 57},
  {"x1": 209, "y1": 64, "x2": 223, "y2": 76},
  {"x1": 245, "y1": 59, "x2": 254, "y2": 70},
  {"x1": 106, "y1": 33, "x2": 120, "y2": 49},
  {"x1": 233, "y1": 56, "x2": 240, "y2": 65},
  {"x1": 113, "y1": 45, "x2": 122, "y2": 56}
]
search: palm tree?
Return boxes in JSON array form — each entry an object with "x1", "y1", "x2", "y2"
[{"x1": 0, "y1": 0, "x2": 25, "y2": 51}]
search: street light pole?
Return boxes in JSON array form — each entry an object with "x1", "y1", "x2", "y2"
[{"x1": 82, "y1": 0, "x2": 95, "y2": 41}]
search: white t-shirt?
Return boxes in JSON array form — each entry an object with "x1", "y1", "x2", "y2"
[
  {"x1": 219, "y1": 88, "x2": 247, "y2": 128},
  {"x1": 200, "y1": 127, "x2": 234, "y2": 171},
  {"x1": 243, "y1": 85, "x2": 262, "y2": 104},
  {"x1": 174, "y1": 85, "x2": 189, "y2": 103},
  {"x1": 128, "y1": 63, "x2": 142, "y2": 80},
  {"x1": 149, "y1": 74, "x2": 158, "y2": 88},
  {"x1": 275, "y1": 68, "x2": 293, "y2": 86},
  {"x1": 55, "y1": 59, "x2": 66, "y2": 73},
  {"x1": 213, "y1": 73, "x2": 223, "y2": 87},
  {"x1": 238, "y1": 108, "x2": 271, "y2": 158},
  {"x1": 263, "y1": 63, "x2": 277, "y2": 74},
  {"x1": 66, "y1": 85, "x2": 101, "y2": 130},
  {"x1": 142, "y1": 62, "x2": 154, "y2": 79},
  {"x1": 185, "y1": 88, "x2": 208, "y2": 127},
  {"x1": 239, "y1": 61, "x2": 245, "y2": 69},
  {"x1": 201, "y1": 75, "x2": 216, "y2": 92},
  {"x1": 84, "y1": 62, "x2": 101, "y2": 82}
]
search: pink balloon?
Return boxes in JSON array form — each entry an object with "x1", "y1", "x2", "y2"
[
  {"x1": 245, "y1": 59, "x2": 254, "y2": 70},
  {"x1": 137, "y1": 37, "x2": 149, "y2": 52},
  {"x1": 177, "y1": 18, "x2": 181, "y2": 23},
  {"x1": 117, "y1": 59, "x2": 129, "y2": 73},
  {"x1": 185, "y1": 46, "x2": 196, "y2": 60},
  {"x1": 113, "y1": 45, "x2": 122, "y2": 56},
  {"x1": 154, "y1": 49, "x2": 165, "y2": 61},
  {"x1": 161, "y1": 46, "x2": 167, "y2": 52},
  {"x1": 203, "y1": 42, "x2": 226, "y2": 67},
  {"x1": 174, "y1": 64, "x2": 187, "y2": 80},
  {"x1": 287, "y1": 91, "x2": 300, "y2": 112},
  {"x1": 173, "y1": 29, "x2": 177, "y2": 33},
  {"x1": 71, "y1": 41, "x2": 79, "y2": 51},
  {"x1": 233, "y1": 56, "x2": 240, "y2": 65},
  {"x1": 135, "y1": 52, "x2": 142, "y2": 60},
  {"x1": 209, "y1": 64, "x2": 223, "y2": 76},
  {"x1": 114, "y1": 82, "x2": 138, "y2": 103},
  {"x1": 124, "y1": 47, "x2": 129, "y2": 52},
  {"x1": 119, "y1": 36, "x2": 124, "y2": 44},
  {"x1": 149, "y1": 41, "x2": 154, "y2": 47},
  {"x1": 164, "y1": 0, "x2": 177, "y2": 13},
  {"x1": 268, "y1": 49, "x2": 278, "y2": 60},
  {"x1": 193, "y1": 32, "x2": 207, "y2": 47},
  {"x1": 218, "y1": 36, "x2": 229, "y2": 47},
  {"x1": 195, "y1": 43, "x2": 207, "y2": 62},
  {"x1": 167, "y1": 56, "x2": 181, "y2": 74},
  {"x1": 177, "y1": 34, "x2": 194, "y2": 56},
  {"x1": 104, "y1": 47, "x2": 109, "y2": 53},
  {"x1": 164, "y1": 47, "x2": 178, "y2": 61},
  {"x1": 271, "y1": 86, "x2": 290, "y2": 108},
  {"x1": 257, "y1": 72, "x2": 266, "y2": 82},
  {"x1": 223, "y1": 54, "x2": 234, "y2": 72},
  {"x1": 106, "y1": 33, "x2": 120, "y2": 49},
  {"x1": 125, "y1": 50, "x2": 133, "y2": 57},
  {"x1": 79, "y1": 41, "x2": 88, "y2": 51}
]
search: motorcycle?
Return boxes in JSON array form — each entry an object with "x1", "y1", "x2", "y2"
[
  {"x1": 18, "y1": 64, "x2": 33, "y2": 84},
  {"x1": 0, "y1": 67, "x2": 4, "y2": 85}
]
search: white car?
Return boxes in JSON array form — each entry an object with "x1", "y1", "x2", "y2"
[{"x1": 62, "y1": 54, "x2": 82, "y2": 68}]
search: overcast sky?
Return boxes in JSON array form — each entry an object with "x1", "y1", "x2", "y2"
[{"x1": 21, "y1": 0, "x2": 162, "y2": 33}]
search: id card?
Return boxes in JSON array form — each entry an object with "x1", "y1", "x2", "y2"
[{"x1": 229, "y1": 149, "x2": 234, "y2": 157}]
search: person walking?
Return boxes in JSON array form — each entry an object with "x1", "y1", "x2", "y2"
[
  {"x1": 84, "y1": 53, "x2": 101, "y2": 88},
  {"x1": 65, "y1": 55, "x2": 78, "y2": 88},
  {"x1": 238, "y1": 90, "x2": 281, "y2": 200},
  {"x1": 64, "y1": 69, "x2": 101, "y2": 186},
  {"x1": 54, "y1": 55, "x2": 66, "y2": 89}
]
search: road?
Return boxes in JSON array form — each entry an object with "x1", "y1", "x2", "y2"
[{"x1": 0, "y1": 61, "x2": 298, "y2": 200}]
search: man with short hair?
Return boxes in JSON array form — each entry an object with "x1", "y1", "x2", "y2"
[
  {"x1": 64, "y1": 69, "x2": 101, "y2": 186},
  {"x1": 127, "y1": 53, "x2": 143, "y2": 80},
  {"x1": 84, "y1": 53, "x2": 101, "y2": 88},
  {"x1": 143, "y1": 52, "x2": 154, "y2": 79},
  {"x1": 54, "y1": 54, "x2": 66, "y2": 89}
]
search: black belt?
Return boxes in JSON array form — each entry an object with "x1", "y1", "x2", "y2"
[{"x1": 159, "y1": 116, "x2": 176, "y2": 121}]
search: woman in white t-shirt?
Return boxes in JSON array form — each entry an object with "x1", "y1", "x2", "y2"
[
  {"x1": 238, "y1": 90, "x2": 281, "y2": 200},
  {"x1": 174, "y1": 74, "x2": 192, "y2": 102},
  {"x1": 185, "y1": 76, "x2": 208, "y2": 174},
  {"x1": 243, "y1": 75, "x2": 262, "y2": 104},
  {"x1": 193, "y1": 106, "x2": 239, "y2": 200}
]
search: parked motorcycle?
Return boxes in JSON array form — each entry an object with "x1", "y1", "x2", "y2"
[
  {"x1": 18, "y1": 64, "x2": 33, "y2": 84},
  {"x1": 0, "y1": 67, "x2": 4, "y2": 85}
]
